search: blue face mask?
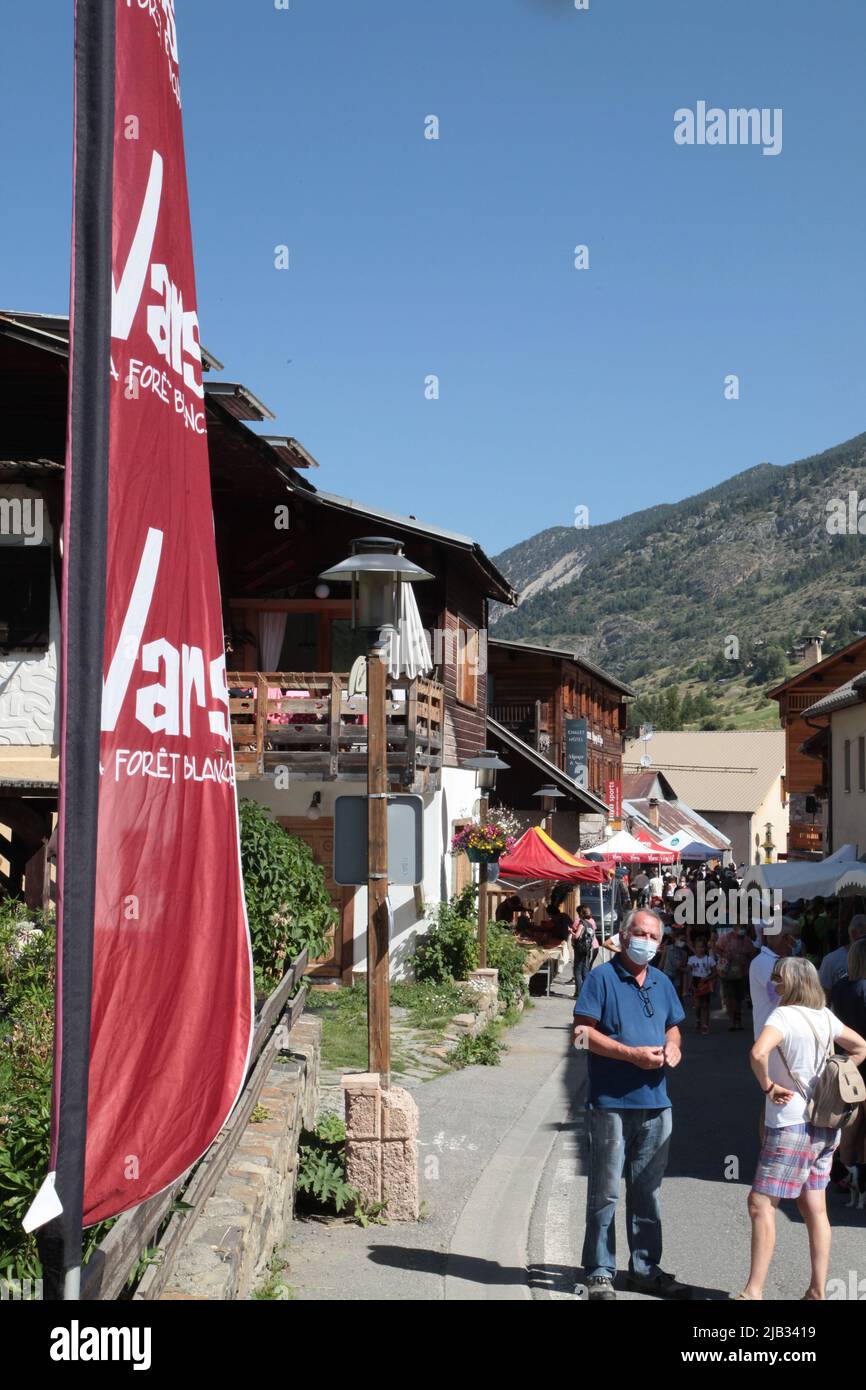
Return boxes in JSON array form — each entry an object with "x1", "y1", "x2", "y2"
[{"x1": 626, "y1": 936, "x2": 658, "y2": 966}]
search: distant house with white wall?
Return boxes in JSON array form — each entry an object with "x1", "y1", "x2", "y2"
[
  {"x1": 620, "y1": 769, "x2": 730, "y2": 857},
  {"x1": 623, "y1": 730, "x2": 787, "y2": 867},
  {"x1": 801, "y1": 673, "x2": 866, "y2": 856}
]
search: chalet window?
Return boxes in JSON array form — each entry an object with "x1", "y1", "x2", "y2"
[
  {"x1": 276, "y1": 612, "x2": 319, "y2": 670},
  {"x1": 456, "y1": 619, "x2": 478, "y2": 706},
  {"x1": 859, "y1": 737, "x2": 865, "y2": 793},
  {"x1": 844, "y1": 739, "x2": 851, "y2": 793},
  {"x1": 0, "y1": 546, "x2": 51, "y2": 652}
]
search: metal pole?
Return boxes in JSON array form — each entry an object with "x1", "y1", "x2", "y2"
[
  {"x1": 367, "y1": 642, "x2": 390, "y2": 1081},
  {"x1": 478, "y1": 791, "x2": 489, "y2": 968}
]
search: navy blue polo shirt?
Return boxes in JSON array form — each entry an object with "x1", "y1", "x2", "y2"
[{"x1": 574, "y1": 957, "x2": 685, "y2": 1109}]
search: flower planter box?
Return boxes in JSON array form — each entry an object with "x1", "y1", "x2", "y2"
[{"x1": 465, "y1": 847, "x2": 502, "y2": 865}]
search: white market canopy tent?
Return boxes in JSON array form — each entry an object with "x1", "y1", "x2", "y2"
[
  {"x1": 586, "y1": 830, "x2": 671, "y2": 865},
  {"x1": 740, "y1": 844, "x2": 863, "y2": 903}
]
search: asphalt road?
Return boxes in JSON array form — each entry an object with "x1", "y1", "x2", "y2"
[{"x1": 288, "y1": 979, "x2": 866, "y2": 1302}]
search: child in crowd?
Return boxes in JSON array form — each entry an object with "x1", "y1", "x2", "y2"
[
  {"x1": 570, "y1": 903, "x2": 598, "y2": 998},
  {"x1": 662, "y1": 921, "x2": 689, "y2": 1001},
  {"x1": 687, "y1": 936, "x2": 717, "y2": 1034}
]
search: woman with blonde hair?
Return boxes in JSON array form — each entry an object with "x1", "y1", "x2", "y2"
[{"x1": 736, "y1": 955, "x2": 866, "y2": 1301}]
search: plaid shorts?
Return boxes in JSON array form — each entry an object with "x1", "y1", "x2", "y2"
[{"x1": 752, "y1": 1123, "x2": 839, "y2": 1199}]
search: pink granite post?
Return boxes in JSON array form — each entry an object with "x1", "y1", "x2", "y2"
[{"x1": 342, "y1": 1073, "x2": 419, "y2": 1221}]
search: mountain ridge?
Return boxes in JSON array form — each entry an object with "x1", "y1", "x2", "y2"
[{"x1": 491, "y1": 433, "x2": 866, "y2": 724}]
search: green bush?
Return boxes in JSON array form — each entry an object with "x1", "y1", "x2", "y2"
[
  {"x1": 239, "y1": 799, "x2": 337, "y2": 995},
  {"x1": 413, "y1": 891, "x2": 478, "y2": 984},
  {"x1": 0, "y1": 902, "x2": 55, "y2": 1279},
  {"x1": 0, "y1": 902, "x2": 117, "y2": 1281},
  {"x1": 450, "y1": 1023, "x2": 504, "y2": 1069},
  {"x1": 486, "y1": 921, "x2": 529, "y2": 1007}
]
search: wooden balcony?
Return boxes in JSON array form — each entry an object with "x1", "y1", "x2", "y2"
[
  {"x1": 227, "y1": 671, "x2": 444, "y2": 791},
  {"x1": 489, "y1": 700, "x2": 551, "y2": 753}
]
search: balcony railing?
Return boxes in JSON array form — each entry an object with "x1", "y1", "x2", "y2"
[
  {"x1": 489, "y1": 700, "x2": 551, "y2": 753},
  {"x1": 227, "y1": 671, "x2": 444, "y2": 790}
]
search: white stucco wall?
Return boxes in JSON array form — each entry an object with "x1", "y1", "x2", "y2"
[
  {"x1": 830, "y1": 704, "x2": 866, "y2": 854},
  {"x1": 754, "y1": 775, "x2": 789, "y2": 863},
  {"x1": 237, "y1": 764, "x2": 478, "y2": 980},
  {"x1": 0, "y1": 485, "x2": 58, "y2": 749}
]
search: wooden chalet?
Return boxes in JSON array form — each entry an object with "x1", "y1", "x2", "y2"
[
  {"x1": 0, "y1": 310, "x2": 517, "y2": 981},
  {"x1": 486, "y1": 637, "x2": 634, "y2": 846},
  {"x1": 768, "y1": 634, "x2": 866, "y2": 857}
]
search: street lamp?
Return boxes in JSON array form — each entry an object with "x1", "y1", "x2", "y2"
[
  {"x1": 762, "y1": 821, "x2": 776, "y2": 865},
  {"x1": 533, "y1": 783, "x2": 565, "y2": 834},
  {"x1": 319, "y1": 537, "x2": 433, "y2": 1079},
  {"x1": 463, "y1": 749, "x2": 510, "y2": 968}
]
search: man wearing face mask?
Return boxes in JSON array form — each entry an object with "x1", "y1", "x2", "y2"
[
  {"x1": 749, "y1": 913, "x2": 802, "y2": 1037},
  {"x1": 573, "y1": 909, "x2": 688, "y2": 1301}
]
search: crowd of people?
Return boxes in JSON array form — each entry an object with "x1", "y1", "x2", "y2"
[{"x1": 559, "y1": 861, "x2": 866, "y2": 1301}]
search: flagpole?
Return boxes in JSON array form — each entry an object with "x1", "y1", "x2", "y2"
[{"x1": 37, "y1": 0, "x2": 115, "y2": 1299}]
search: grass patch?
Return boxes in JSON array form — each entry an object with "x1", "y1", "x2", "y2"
[
  {"x1": 304, "y1": 985, "x2": 370, "y2": 1071},
  {"x1": 306, "y1": 980, "x2": 476, "y2": 1072},
  {"x1": 390, "y1": 979, "x2": 475, "y2": 1031}
]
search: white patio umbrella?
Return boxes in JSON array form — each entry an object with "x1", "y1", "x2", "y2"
[{"x1": 383, "y1": 581, "x2": 433, "y2": 680}]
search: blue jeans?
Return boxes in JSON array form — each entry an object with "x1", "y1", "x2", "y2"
[
  {"x1": 573, "y1": 957, "x2": 591, "y2": 994},
  {"x1": 582, "y1": 1106, "x2": 673, "y2": 1281}
]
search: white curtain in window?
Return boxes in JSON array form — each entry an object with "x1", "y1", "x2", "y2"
[{"x1": 259, "y1": 610, "x2": 288, "y2": 671}]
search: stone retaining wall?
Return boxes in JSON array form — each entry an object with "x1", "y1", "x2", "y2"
[{"x1": 157, "y1": 1013, "x2": 321, "y2": 1301}]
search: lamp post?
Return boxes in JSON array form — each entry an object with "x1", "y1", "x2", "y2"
[
  {"x1": 762, "y1": 821, "x2": 776, "y2": 865},
  {"x1": 533, "y1": 783, "x2": 565, "y2": 835},
  {"x1": 462, "y1": 749, "x2": 509, "y2": 968},
  {"x1": 319, "y1": 537, "x2": 433, "y2": 1078}
]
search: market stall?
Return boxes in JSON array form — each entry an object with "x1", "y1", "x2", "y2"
[
  {"x1": 740, "y1": 844, "x2": 862, "y2": 903},
  {"x1": 496, "y1": 826, "x2": 611, "y2": 993},
  {"x1": 584, "y1": 829, "x2": 671, "y2": 865},
  {"x1": 498, "y1": 825, "x2": 609, "y2": 883}
]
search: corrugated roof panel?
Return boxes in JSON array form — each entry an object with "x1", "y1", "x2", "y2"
[{"x1": 623, "y1": 730, "x2": 785, "y2": 814}]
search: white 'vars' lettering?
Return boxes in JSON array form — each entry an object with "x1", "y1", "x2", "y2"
[{"x1": 102, "y1": 529, "x2": 229, "y2": 743}]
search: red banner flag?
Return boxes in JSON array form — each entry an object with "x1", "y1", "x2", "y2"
[{"x1": 29, "y1": 1, "x2": 252, "y2": 1273}]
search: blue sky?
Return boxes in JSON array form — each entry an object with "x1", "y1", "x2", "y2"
[{"x1": 2, "y1": 0, "x2": 864, "y2": 552}]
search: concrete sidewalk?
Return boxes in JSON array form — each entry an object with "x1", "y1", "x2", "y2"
[{"x1": 288, "y1": 989, "x2": 571, "y2": 1300}]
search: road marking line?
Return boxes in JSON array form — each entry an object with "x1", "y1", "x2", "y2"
[{"x1": 542, "y1": 1156, "x2": 582, "y2": 1299}]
